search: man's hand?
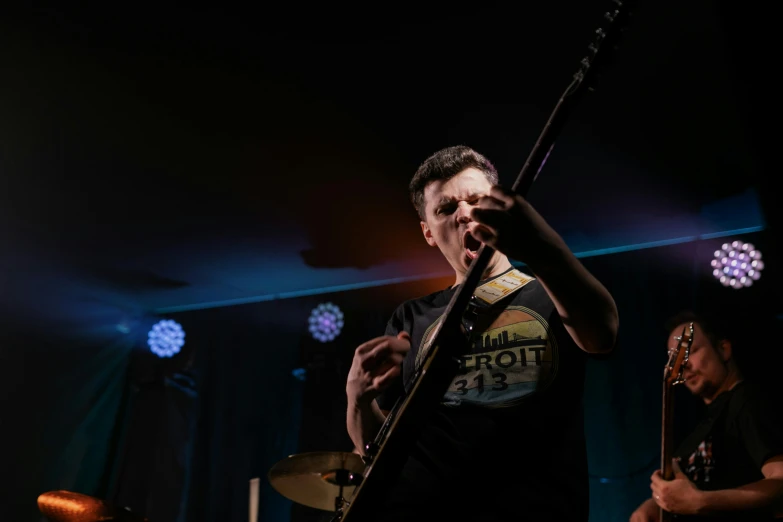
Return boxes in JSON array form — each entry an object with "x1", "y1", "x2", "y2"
[
  {"x1": 469, "y1": 184, "x2": 619, "y2": 356},
  {"x1": 469, "y1": 185, "x2": 562, "y2": 266},
  {"x1": 346, "y1": 331, "x2": 411, "y2": 407},
  {"x1": 650, "y1": 459, "x2": 705, "y2": 515}
]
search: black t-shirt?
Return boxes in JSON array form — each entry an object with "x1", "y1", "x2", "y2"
[
  {"x1": 372, "y1": 269, "x2": 589, "y2": 521},
  {"x1": 672, "y1": 381, "x2": 783, "y2": 521}
]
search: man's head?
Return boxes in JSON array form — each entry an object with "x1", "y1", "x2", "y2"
[
  {"x1": 409, "y1": 146, "x2": 499, "y2": 220},
  {"x1": 665, "y1": 310, "x2": 740, "y2": 403},
  {"x1": 409, "y1": 146, "x2": 506, "y2": 281}
]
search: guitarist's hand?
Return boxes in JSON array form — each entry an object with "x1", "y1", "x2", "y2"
[
  {"x1": 469, "y1": 185, "x2": 563, "y2": 266},
  {"x1": 346, "y1": 331, "x2": 411, "y2": 407},
  {"x1": 650, "y1": 459, "x2": 705, "y2": 515}
]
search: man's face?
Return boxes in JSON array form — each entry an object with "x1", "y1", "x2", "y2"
[
  {"x1": 420, "y1": 168, "x2": 503, "y2": 277},
  {"x1": 668, "y1": 322, "x2": 729, "y2": 399}
]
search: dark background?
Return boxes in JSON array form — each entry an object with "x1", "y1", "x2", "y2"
[{"x1": 1, "y1": 1, "x2": 780, "y2": 521}]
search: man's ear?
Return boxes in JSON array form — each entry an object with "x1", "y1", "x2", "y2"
[
  {"x1": 420, "y1": 220, "x2": 437, "y2": 247},
  {"x1": 718, "y1": 339, "x2": 732, "y2": 362}
]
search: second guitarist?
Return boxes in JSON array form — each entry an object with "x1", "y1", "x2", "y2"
[{"x1": 630, "y1": 309, "x2": 783, "y2": 521}]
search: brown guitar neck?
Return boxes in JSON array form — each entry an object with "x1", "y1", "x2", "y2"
[{"x1": 660, "y1": 381, "x2": 675, "y2": 522}]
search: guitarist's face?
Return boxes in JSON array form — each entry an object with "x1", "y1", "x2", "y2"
[
  {"x1": 669, "y1": 322, "x2": 730, "y2": 402},
  {"x1": 419, "y1": 168, "x2": 506, "y2": 280}
]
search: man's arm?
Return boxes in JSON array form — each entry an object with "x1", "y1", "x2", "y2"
[
  {"x1": 347, "y1": 400, "x2": 388, "y2": 456},
  {"x1": 652, "y1": 457, "x2": 783, "y2": 515},
  {"x1": 471, "y1": 186, "x2": 618, "y2": 354},
  {"x1": 345, "y1": 332, "x2": 410, "y2": 455},
  {"x1": 526, "y1": 239, "x2": 619, "y2": 355},
  {"x1": 695, "y1": 456, "x2": 783, "y2": 514}
]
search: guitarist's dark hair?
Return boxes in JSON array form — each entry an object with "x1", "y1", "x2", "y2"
[
  {"x1": 409, "y1": 145, "x2": 499, "y2": 220},
  {"x1": 664, "y1": 309, "x2": 731, "y2": 354}
]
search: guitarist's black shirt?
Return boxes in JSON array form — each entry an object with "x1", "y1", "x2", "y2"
[
  {"x1": 671, "y1": 381, "x2": 783, "y2": 521},
  {"x1": 375, "y1": 269, "x2": 590, "y2": 521}
]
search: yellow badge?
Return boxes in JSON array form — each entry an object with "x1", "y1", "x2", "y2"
[{"x1": 473, "y1": 269, "x2": 535, "y2": 305}]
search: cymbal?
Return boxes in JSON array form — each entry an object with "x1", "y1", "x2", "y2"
[
  {"x1": 268, "y1": 451, "x2": 365, "y2": 512},
  {"x1": 37, "y1": 490, "x2": 148, "y2": 522}
]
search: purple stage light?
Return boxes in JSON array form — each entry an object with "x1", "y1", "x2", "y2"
[
  {"x1": 711, "y1": 240, "x2": 764, "y2": 289},
  {"x1": 308, "y1": 302, "x2": 344, "y2": 342}
]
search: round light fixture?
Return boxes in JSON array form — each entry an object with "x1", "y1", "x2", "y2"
[{"x1": 711, "y1": 240, "x2": 764, "y2": 289}]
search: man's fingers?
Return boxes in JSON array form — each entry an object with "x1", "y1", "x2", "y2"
[
  {"x1": 360, "y1": 340, "x2": 391, "y2": 370},
  {"x1": 470, "y1": 224, "x2": 495, "y2": 245},
  {"x1": 356, "y1": 336, "x2": 390, "y2": 355},
  {"x1": 476, "y1": 185, "x2": 516, "y2": 209},
  {"x1": 372, "y1": 364, "x2": 402, "y2": 390},
  {"x1": 361, "y1": 339, "x2": 408, "y2": 371},
  {"x1": 488, "y1": 185, "x2": 517, "y2": 207},
  {"x1": 471, "y1": 208, "x2": 508, "y2": 230}
]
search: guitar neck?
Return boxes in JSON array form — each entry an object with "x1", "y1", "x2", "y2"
[
  {"x1": 338, "y1": 332, "x2": 465, "y2": 521},
  {"x1": 661, "y1": 381, "x2": 675, "y2": 479},
  {"x1": 339, "y1": 4, "x2": 636, "y2": 520},
  {"x1": 341, "y1": 73, "x2": 579, "y2": 522},
  {"x1": 660, "y1": 381, "x2": 675, "y2": 522}
]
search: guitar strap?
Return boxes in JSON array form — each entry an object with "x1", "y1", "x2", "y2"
[
  {"x1": 472, "y1": 268, "x2": 536, "y2": 306},
  {"x1": 461, "y1": 268, "x2": 536, "y2": 343},
  {"x1": 672, "y1": 390, "x2": 732, "y2": 462},
  {"x1": 667, "y1": 393, "x2": 734, "y2": 521}
]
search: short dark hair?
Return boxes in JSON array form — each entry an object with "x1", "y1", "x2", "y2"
[
  {"x1": 664, "y1": 309, "x2": 731, "y2": 351},
  {"x1": 409, "y1": 145, "x2": 499, "y2": 220}
]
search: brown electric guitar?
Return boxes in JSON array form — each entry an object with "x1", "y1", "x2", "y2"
[
  {"x1": 332, "y1": 2, "x2": 638, "y2": 521},
  {"x1": 659, "y1": 322, "x2": 694, "y2": 522}
]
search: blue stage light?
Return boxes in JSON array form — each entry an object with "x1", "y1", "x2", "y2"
[
  {"x1": 308, "y1": 302, "x2": 344, "y2": 342},
  {"x1": 147, "y1": 319, "x2": 186, "y2": 357}
]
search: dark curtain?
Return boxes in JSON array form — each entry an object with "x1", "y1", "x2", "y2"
[
  {"x1": 0, "y1": 321, "x2": 131, "y2": 522},
  {"x1": 180, "y1": 304, "x2": 307, "y2": 522},
  {"x1": 582, "y1": 241, "x2": 701, "y2": 520},
  {"x1": 107, "y1": 364, "x2": 200, "y2": 522},
  {"x1": 102, "y1": 298, "x2": 313, "y2": 522}
]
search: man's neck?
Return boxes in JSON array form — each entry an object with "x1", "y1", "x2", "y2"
[
  {"x1": 453, "y1": 256, "x2": 514, "y2": 287},
  {"x1": 703, "y1": 368, "x2": 743, "y2": 405}
]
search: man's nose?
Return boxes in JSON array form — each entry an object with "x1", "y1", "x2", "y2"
[{"x1": 456, "y1": 201, "x2": 473, "y2": 224}]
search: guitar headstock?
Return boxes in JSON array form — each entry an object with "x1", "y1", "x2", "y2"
[
  {"x1": 664, "y1": 322, "x2": 694, "y2": 387},
  {"x1": 572, "y1": 0, "x2": 637, "y2": 92}
]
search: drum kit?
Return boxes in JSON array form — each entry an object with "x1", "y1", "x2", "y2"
[
  {"x1": 37, "y1": 451, "x2": 364, "y2": 522},
  {"x1": 266, "y1": 450, "x2": 365, "y2": 514}
]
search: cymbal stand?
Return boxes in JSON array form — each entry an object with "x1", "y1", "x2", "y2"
[{"x1": 328, "y1": 469, "x2": 361, "y2": 522}]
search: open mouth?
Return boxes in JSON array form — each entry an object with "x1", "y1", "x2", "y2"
[{"x1": 463, "y1": 231, "x2": 482, "y2": 260}]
